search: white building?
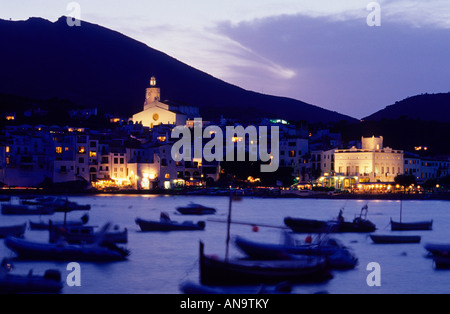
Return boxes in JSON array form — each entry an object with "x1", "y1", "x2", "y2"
[{"x1": 318, "y1": 136, "x2": 404, "y2": 189}]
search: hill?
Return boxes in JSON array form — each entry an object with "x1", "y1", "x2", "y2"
[
  {"x1": 0, "y1": 16, "x2": 356, "y2": 123},
  {"x1": 363, "y1": 93, "x2": 450, "y2": 122}
]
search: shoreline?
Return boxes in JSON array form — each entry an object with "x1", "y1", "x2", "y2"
[{"x1": 0, "y1": 188, "x2": 449, "y2": 201}]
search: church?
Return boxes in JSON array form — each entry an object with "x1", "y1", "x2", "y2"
[{"x1": 132, "y1": 77, "x2": 200, "y2": 128}]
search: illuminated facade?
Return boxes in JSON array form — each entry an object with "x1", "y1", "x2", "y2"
[
  {"x1": 318, "y1": 136, "x2": 404, "y2": 189},
  {"x1": 132, "y1": 77, "x2": 200, "y2": 128}
]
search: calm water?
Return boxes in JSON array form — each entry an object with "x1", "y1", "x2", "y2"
[{"x1": 1, "y1": 195, "x2": 449, "y2": 294}]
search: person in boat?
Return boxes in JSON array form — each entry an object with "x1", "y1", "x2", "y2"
[
  {"x1": 160, "y1": 212, "x2": 171, "y2": 223},
  {"x1": 337, "y1": 209, "x2": 345, "y2": 223}
]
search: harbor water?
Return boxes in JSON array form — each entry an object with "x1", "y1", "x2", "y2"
[{"x1": 0, "y1": 195, "x2": 449, "y2": 294}]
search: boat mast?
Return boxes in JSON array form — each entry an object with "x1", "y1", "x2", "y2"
[{"x1": 225, "y1": 191, "x2": 233, "y2": 262}]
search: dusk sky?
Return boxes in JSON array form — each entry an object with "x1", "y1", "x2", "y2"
[{"x1": 1, "y1": 0, "x2": 449, "y2": 119}]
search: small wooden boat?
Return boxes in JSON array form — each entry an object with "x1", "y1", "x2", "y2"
[
  {"x1": 1, "y1": 204, "x2": 54, "y2": 215},
  {"x1": 136, "y1": 212, "x2": 205, "y2": 232},
  {"x1": 199, "y1": 242, "x2": 332, "y2": 286},
  {"x1": 370, "y1": 234, "x2": 421, "y2": 244},
  {"x1": 0, "y1": 259, "x2": 63, "y2": 294},
  {"x1": 49, "y1": 224, "x2": 128, "y2": 244},
  {"x1": 0, "y1": 223, "x2": 27, "y2": 238},
  {"x1": 390, "y1": 219, "x2": 433, "y2": 231},
  {"x1": 29, "y1": 214, "x2": 89, "y2": 231},
  {"x1": 234, "y1": 235, "x2": 358, "y2": 270},
  {"x1": 4, "y1": 236, "x2": 129, "y2": 262},
  {"x1": 176, "y1": 203, "x2": 216, "y2": 215}
]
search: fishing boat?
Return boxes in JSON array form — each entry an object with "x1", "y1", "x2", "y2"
[
  {"x1": 0, "y1": 259, "x2": 63, "y2": 294},
  {"x1": 29, "y1": 214, "x2": 89, "y2": 231},
  {"x1": 0, "y1": 223, "x2": 27, "y2": 238},
  {"x1": 234, "y1": 235, "x2": 358, "y2": 270},
  {"x1": 1, "y1": 203, "x2": 54, "y2": 215},
  {"x1": 199, "y1": 242, "x2": 332, "y2": 286},
  {"x1": 4, "y1": 236, "x2": 129, "y2": 262},
  {"x1": 390, "y1": 219, "x2": 433, "y2": 231},
  {"x1": 135, "y1": 216, "x2": 205, "y2": 232},
  {"x1": 49, "y1": 223, "x2": 128, "y2": 244},
  {"x1": 370, "y1": 234, "x2": 421, "y2": 244},
  {"x1": 285, "y1": 205, "x2": 375, "y2": 234},
  {"x1": 176, "y1": 203, "x2": 216, "y2": 215}
]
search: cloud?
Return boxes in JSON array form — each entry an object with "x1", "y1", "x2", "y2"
[{"x1": 214, "y1": 13, "x2": 450, "y2": 118}]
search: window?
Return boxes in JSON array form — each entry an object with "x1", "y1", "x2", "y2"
[
  {"x1": 90, "y1": 141, "x2": 97, "y2": 148},
  {"x1": 78, "y1": 157, "x2": 84, "y2": 164},
  {"x1": 120, "y1": 158, "x2": 124, "y2": 164},
  {"x1": 114, "y1": 158, "x2": 118, "y2": 164},
  {"x1": 56, "y1": 147, "x2": 62, "y2": 154},
  {"x1": 90, "y1": 151, "x2": 97, "y2": 158},
  {"x1": 102, "y1": 157, "x2": 109, "y2": 164},
  {"x1": 78, "y1": 146, "x2": 86, "y2": 154},
  {"x1": 60, "y1": 166, "x2": 67, "y2": 172},
  {"x1": 289, "y1": 151, "x2": 296, "y2": 158},
  {"x1": 161, "y1": 159, "x2": 168, "y2": 167},
  {"x1": 165, "y1": 174, "x2": 170, "y2": 179}
]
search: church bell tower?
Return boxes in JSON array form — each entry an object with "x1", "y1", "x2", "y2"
[{"x1": 144, "y1": 76, "x2": 160, "y2": 109}]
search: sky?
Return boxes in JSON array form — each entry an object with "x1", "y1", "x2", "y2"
[{"x1": 0, "y1": 0, "x2": 449, "y2": 119}]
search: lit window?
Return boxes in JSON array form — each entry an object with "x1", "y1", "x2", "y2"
[
  {"x1": 165, "y1": 174, "x2": 170, "y2": 179},
  {"x1": 78, "y1": 146, "x2": 86, "y2": 154},
  {"x1": 56, "y1": 147, "x2": 62, "y2": 154},
  {"x1": 5, "y1": 146, "x2": 9, "y2": 153},
  {"x1": 157, "y1": 136, "x2": 166, "y2": 142},
  {"x1": 90, "y1": 151, "x2": 97, "y2": 158}
]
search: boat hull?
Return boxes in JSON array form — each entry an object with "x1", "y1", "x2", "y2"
[
  {"x1": 0, "y1": 270, "x2": 63, "y2": 294},
  {"x1": 234, "y1": 236, "x2": 358, "y2": 270},
  {"x1": 4, "y1": 236, "x2": 128, "y2": 262},
  {"x1": 370, "y1": 235, "x2": 421, "y2": 244},
  {"x1": 1, "y1": 204, "x2": 54, "y2": 215},
  {"x1": 284, "y1": 217, "x2": 376, "y2": 233},
  {"x1": 135, "y1": 218, "x2": 205, "y2": 232},
  {"x1": 199, "y1": 242, "x2": 332, "y2": 286},
  {"x1": 0, "y1": 224, "x2": 27, "y2": 238},
  {"x1": 391, "y1": 220, "x2": 433, "y2": 231}
]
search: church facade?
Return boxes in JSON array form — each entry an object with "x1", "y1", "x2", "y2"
[{"x1": 132, "y1": 77, "x2": 200, "y2": 128}]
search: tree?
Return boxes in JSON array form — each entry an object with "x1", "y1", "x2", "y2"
[{"x1": 394, "y1": 174, "x2": 416, "y2": 192}]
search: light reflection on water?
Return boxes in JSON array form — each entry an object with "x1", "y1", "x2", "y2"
[{"x1": 0, "y1": 195, "x2": 449, "y2": 294}]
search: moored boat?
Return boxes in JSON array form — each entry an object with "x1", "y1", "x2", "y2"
[
  {"x1": 370, "y1": 234, "x2": 421, "y2": 244},
  {"x1": 136, "y1": 212, "x2": 205, "y2": 232},
  {"x1": 390, "y1": 219, "x2": 433, "y2": 231},
  {"x1": 0, "y1": 224, "x2": 27, "y2": 238},
  {"x1": 199, "y1": 242, "x2": 332, "y2": 286},
  {"x1": 176, "y1": 203, "x2": 216, "y2": 215},
  {"x1": 424, "y1": 243, "x2": 450, "y2": 257},
  {"x1": 1, "y1": 204, "x2": 54, "y2": 216},
  {"x1": 234, "y1": 235, "x2": 358, "y2": 270},
  {"x1": 4, "y1": 236, "x2": 129, "y2": 262},
  {"x1": 0, "y1": 259, "x2": 63, "y2": 294},
  {"x1": 49, "y1": 224, "x2": 128, "y2": 244},
  {"x1": 29, "y1": 214, "x2": 89, "y2": 231}
]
